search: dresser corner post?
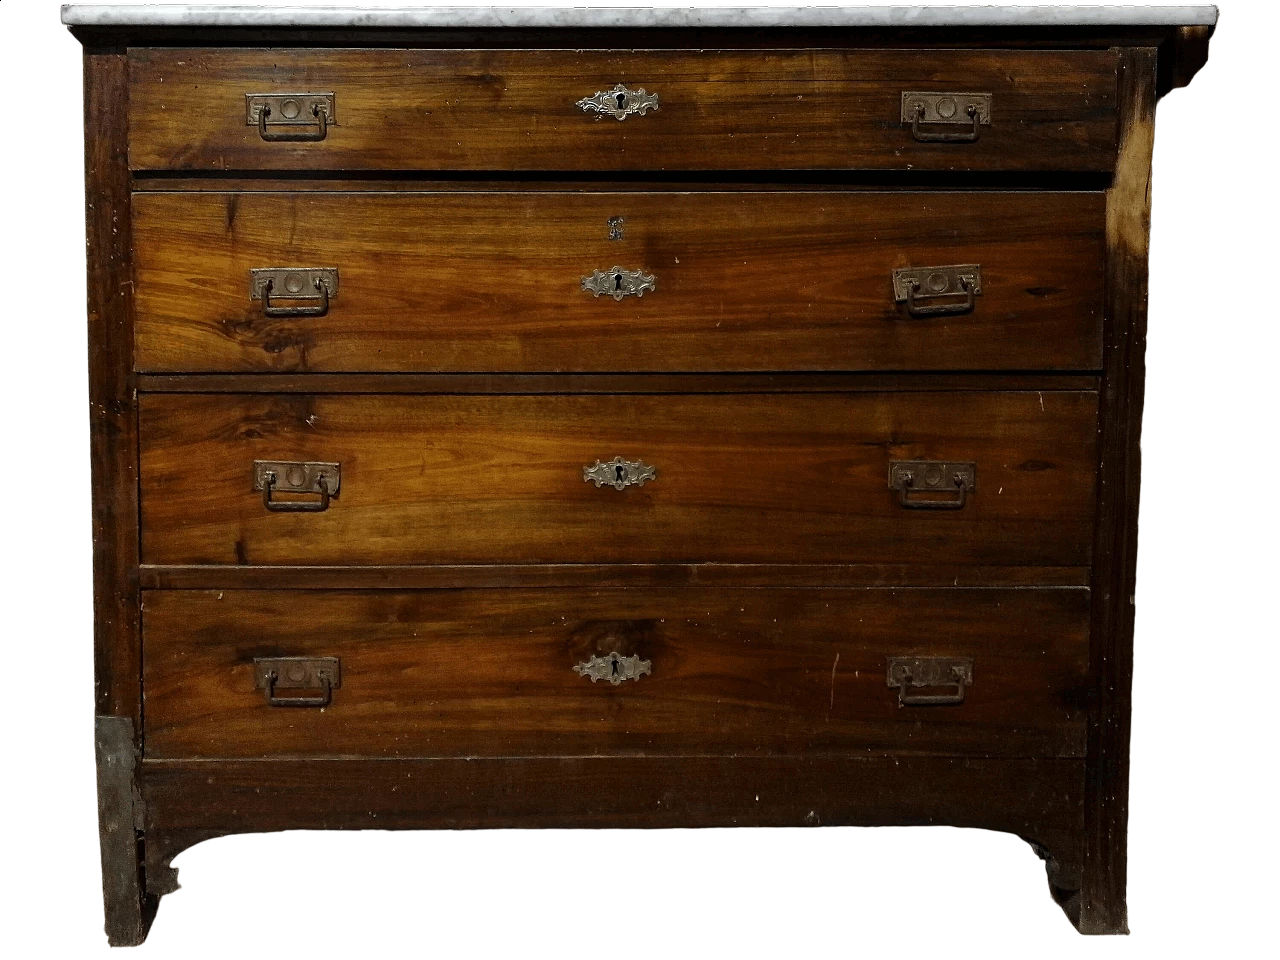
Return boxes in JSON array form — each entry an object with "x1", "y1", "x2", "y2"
[
  {"x1": 1078, "y1": 44, "x2": 1160, "y2": 937},
  {"x1": 82, "y1": 43, "x2": 149, "y2": 945}
]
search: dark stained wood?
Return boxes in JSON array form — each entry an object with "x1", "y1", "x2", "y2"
[
  {"x1": 1076, "y1": 47, "x2": 1159, "y2": 937},
  {"x1": 137, "y1": 373, "x2": 1103, "y2": 394},
  {"x1": 132, "y1": 190, "x2": 1105, "y2": 374},
  {"x1": 127, "y1": 48, "x2": 1120, "y2": 173},
  {"x1": 142, "y1": 587, "x2": 1090, "y2": 760},
  {"x1": 138, "y1": 391, "x2": 1098, "y2": 567},
  {"x1": 138, "y1": 562, "x2": 1091, "y2": 590},
  {"x1": 1167, "y1": 25, "x2": 1214, "y2": 91},
  {"x1": 138, "y1": 755, "x2": 1085, "y2": 901},
  {"x1": 85, "y1": 53, "x2": 141, "y2": 727}
]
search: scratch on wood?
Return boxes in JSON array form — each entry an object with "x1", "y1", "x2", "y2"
[{"x1": 829, "y1": 652, "x2": 840, "y2": 709}]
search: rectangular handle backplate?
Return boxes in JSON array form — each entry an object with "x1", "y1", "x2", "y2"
[
  {"x1": 886, "y1": 656, "x2": 973, "y2": 706},
  {"x1": 250, "y1": 268, "x2": 339, "y2": 302},
  {"x1": 246, "y1": 92, "x2": 337, "y2": 126},
  {"x1": 900, "y1": 91, "x2": 992, "y2": 126},
  {"x1": 253, "y1": 656, "x2": 341, "y2": 692},
  {"x1": 892, "y1": 265, "x2": 982, "y2": 303}
]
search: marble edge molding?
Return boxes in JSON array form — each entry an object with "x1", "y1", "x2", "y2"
[{"x1": 61, "y1": 5, "x2": 1220, "y2": 29}]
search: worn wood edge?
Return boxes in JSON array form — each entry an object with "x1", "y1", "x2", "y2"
[
  {"x1": 1164, "y1": 24, "x2": 1213, "y2": 92},
  {"x1": 138, "y1": 563, "x2": 1092, "y2": 590},
  {"x1": 135, "y1": 373, "x2": 1103, "y2": 393},
  {"x1": 96, "y1": 716, "x2": 157, "y2": 947},
  {"x1": 1079, "y1": 45, "x2": 1160, "y2": 937},
  {"x1": 84, "y1": 49, "x2": 142, "y2": 726}
]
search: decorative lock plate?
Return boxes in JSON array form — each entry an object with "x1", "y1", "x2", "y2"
[
  {"x1": 254, "y1": 656, "x2": 341, "y2": 707},
  {"x1": 584, "y1": 457, "x2": 656, "y2": 490},
  {"x1": 246, "y1": 92, "x2": 336, "y2": 141},
  {"x1": 889, "y1": 460, "x2": 976, "y2": 510},
  {"x1": 582, "y1": 266, "x2": 656, "y2": 301},
  {"x1": 577, "y1": 83, "x2": 660, "y2": 120},
  {"x1": 253, "y1": 460, "x2": 341, "y2": 512},
  {"x1": 574, "y1": 651, "x2": 652, "y2": 685},
  {"x1": 886, "y1": 656, "x2": 973, "y2": 706}
]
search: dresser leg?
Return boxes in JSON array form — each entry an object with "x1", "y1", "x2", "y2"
[{"x1": 96, "y1": 716, "x2": 159, "y2": 946}]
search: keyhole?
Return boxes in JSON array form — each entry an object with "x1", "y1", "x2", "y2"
[
  {"x1": 611, "y1": 657, "x2": 620, "y2": 678},
  {"x1": 615, "y1": 463, "x2": 626, "y2": 482},
  {"x1": 614, "y1": 272, "x2": 623, "y2": 291},
  {"x1": 616, "y1": 92, "x2": 628, "y2": 110}
]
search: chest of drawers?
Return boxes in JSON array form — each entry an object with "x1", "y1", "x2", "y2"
[{"x1": 65, "y1": 4, "x2": 1217, "y2": 945}]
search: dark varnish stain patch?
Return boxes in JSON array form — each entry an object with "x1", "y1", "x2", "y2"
[
  {"x1": 1025, "y1": 286, "x2": 1063, "y2": 298},
  {"x1": 1019, "y1": 459, "x2": 1055, "y2": 472},
  {"x1": 234, "y1": 540, "x2": 248, "y2": 565}
]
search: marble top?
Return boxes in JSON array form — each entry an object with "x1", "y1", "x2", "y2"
[{"x1": 61, "y1": 5, "x2": 1220, "y2": 29}]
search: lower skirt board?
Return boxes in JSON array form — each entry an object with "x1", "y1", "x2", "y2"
[{"x1": 140, "y1": 755, "x2": 1086, "y2": 905}]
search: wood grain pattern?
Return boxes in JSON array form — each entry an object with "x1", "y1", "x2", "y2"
[
  {"x1": 141, "y1": 587, "x2": 1090, "y2": 760},
  {"x1": 138, "y1": 391, "x2": 1098, "y2": 567},
  {"x1": 127, "y1": 47, "x2": 1119, "y2": 172},
  {"x1": 132, "y1": 190, "x2": 1105, "y2": 374}
]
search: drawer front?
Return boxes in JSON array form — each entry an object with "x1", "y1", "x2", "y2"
[
  {"x1": 134, "y1": 190, "x2": 1104, "y2": 374},
  {"x1": 142, "y1": 588, "x2": 1090, "y2": 759},
  {"x1": 128, "y1": 48, "x2": 1119, "y2": 172},
  {"x1": 138, "y1": 391, "x2": 1098, "y2": 567}
]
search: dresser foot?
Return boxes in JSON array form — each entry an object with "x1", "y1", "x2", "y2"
[
  {"x1": 1027, "y1": 835, "x2": 1127, "y2": 935},
  {"x1": 96, "y1": 716, "x2": 160, "y2": 946}
]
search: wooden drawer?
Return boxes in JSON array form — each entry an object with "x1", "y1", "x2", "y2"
[
  {"x1": 128, "y1": 48, "x2": 1118, "y2": 172},
  {"x1": 132, "y1": 190, "x2": 1105, "y2": 373},
  {"x1": 141, "y1": 588, "x2": 1090, "y2": 759},
  {"x1": 138, "y1": 391, "x2": 1098, "y2": 567}
]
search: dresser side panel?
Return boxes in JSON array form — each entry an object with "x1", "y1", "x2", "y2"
[{"x1": 1081, "y1": 45, "x2": 1159, "y2": 936}]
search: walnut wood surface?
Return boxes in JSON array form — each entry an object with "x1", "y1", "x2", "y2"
[
  {"x1": 138, "y1": 391, "x2": 1098, "y2": 567},
  {"x1": 127, "y1": 48, "x2": 1119, "y2": 172},
  {"x1": 141, "y1": 587, "x2": 1089, "y2": 760},
  {"x1": 132, "y1": 190, "x2": 1105, "y2": 373}
]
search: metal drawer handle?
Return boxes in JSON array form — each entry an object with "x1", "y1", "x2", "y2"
[
  {"x1": 250, "y1": 268, "x2": 339, "y2": 319},
  {"x1": 892, "y1": 265, "x2": 982, "y2": 318},
  {"x1": 582, "y1": 266, "x2": 656, "y2": 301},
  {"x1": 887, "y1": 657, "x2": 973, "y2": 706},
  {"x1": 901, "y1": 92, "x2": 991, "y2": 143},
  {"x1": 584, "y1": 457, "x2": 656, "y2": 490},
  {"x1": 889, "y1": 461, "x2": 976, "y2": 510},
  {"x1": 247, "y1": 93, "x2": 335, "y2": 142},
  {"x1": 577, "y1": 83, "x2": 660, "y2": 120},
  {"x1": 253, "y1": 460, "x2": 341, "y2": 513},
  {"x1": 254, "y1": 657, "x2": 341, "y2": 707},
  {"x1": 575, "y1": 651, "x2": 652, "y2": 685}
]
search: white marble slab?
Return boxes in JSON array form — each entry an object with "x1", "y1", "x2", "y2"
[{"x1": 61, "y1": 5, "x2": 1220, "y2": 29}]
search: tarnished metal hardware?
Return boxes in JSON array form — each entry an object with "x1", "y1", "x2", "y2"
[
  {"x1": 577, "y1": 83, "x2": 660, "y2": 120},
  {"x1": 901, "y1": 91, "x2": 991, "y2": 142},
  {"x1": 253, "y1": 460, "x2": 341, "y2": 513},
  {"x1": 892, "y1": 264, "x2": 982, "y2": 317},
  {"x1": 246, "y1": 93, "x2": 335, "y2": 141},
  {"x1": 584, "y1": 457, "x2": 656, "y2": 491},
  {"x1": 886, "y1": 656, "x2": 973, "y2": 706},
  {"x1": 608, "y1": 216, "x2": 625, "y2": 241},
  {"x1": 889, "y1": 460, "x2": 976, "y2": 510},
  {"x1": 574, "y1": 651, "x2": 652, "y2": 685},
  {"x1": 582, "y1": 266, "x2": 656, "y2": 301},
  {"x1": 250, "y1": 267, "x2": 339, "y2": 318},
  {"x1": 254, "y1": 657, "x2": 341, "y2": 707}
]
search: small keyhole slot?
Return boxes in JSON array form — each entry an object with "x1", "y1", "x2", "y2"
[
  {"x1": 615, "y1": 464, "x2": 626, "y2": 482},
  {"x1": 616, "y1": 92, "x2": 628, "y2": 110},
  {"x1": 611, "y1": 657, "x2": 621, "y2": 678},
  {"x1": 614, "y1": 272, "x2": 624, "y2": 291}
]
